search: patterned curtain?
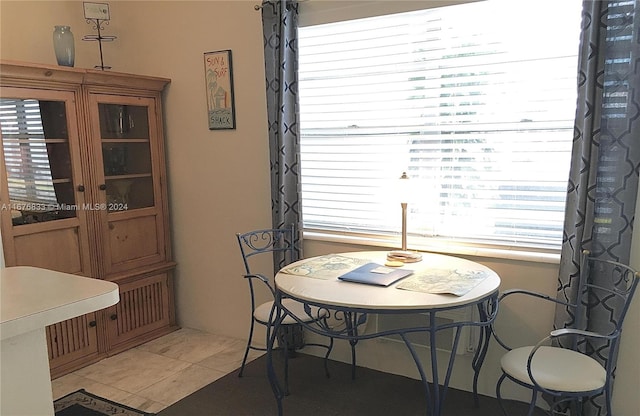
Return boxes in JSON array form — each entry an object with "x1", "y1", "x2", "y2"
[
  {"x1": 555, "y1": 1, "x2": 639, "y2": 415},
  {"x1": 261, "y1": 0, "x2": 302, "y2": 268}
]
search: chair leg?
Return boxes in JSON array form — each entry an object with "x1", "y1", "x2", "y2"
[
  {"x1": 574, "y1": 397, "x2": 584, "y2": 416},
  {"x1": 548, "y1": 398, "x2": 560, "y2": 416},
  {"x1": 495, "y1": 373, "x2": 509, "y2": 416},
  {"x1": 283, "y1": 332, "x2": 290, "y2": 396},
  {"x1": 526, "y1": 388, "x2": 538, "y2": 416},
  {"x1": 604, "y1": 383, "x2": 613, "y2": 416},
  {"x1": 238, "y1": 318, "x2": 256, "y2": 377}
]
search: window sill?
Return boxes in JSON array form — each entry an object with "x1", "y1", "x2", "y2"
[{"x1": 303, "y1": 230, "x2": 561, "y2": 264}]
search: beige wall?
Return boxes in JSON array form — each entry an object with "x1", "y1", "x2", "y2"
[
  {"x1": 0, "y1": 0, "x2": 637, "y2": 412},
  {"x1": 0, "y1": 0, "x2": 273, "y2": 338}
]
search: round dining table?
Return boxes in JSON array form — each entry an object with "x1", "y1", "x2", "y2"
[{"x1": 266, "y1": 250, "x2": 501, "y2": 416}]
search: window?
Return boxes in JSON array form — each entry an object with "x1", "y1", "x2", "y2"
[
  {"x1": 298, "y1": 0, "x2": 582, "y2": 254},
  {"x1": 0, "y1": 99, "x2": 57, "y2": 206}
]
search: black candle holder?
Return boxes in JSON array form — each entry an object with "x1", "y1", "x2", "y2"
[{"x1": 82, "y1": 18, "x2": 116, "y2": 71}]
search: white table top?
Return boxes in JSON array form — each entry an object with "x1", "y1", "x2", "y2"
[
  {"x1": 0, "y1": 266, "x2": 119, "y2": 340},
  {"x1": 276, "y1": 251, "x2": 500, "y2": 310}
]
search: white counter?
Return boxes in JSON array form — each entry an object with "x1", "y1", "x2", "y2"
[{"x1": 1, "y1": 266, "x2": 119, "y2": 416}]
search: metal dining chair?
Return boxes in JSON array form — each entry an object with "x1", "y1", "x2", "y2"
[
  {"x1": 236, "y1": 225, "x2": 334, "y2": 392},
  {"x1": 493, "y1": 250, "x2": 639, "y2": 416}
]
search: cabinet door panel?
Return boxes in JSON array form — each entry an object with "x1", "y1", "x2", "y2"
[
  {"x1": 107, "y1": 273, "x2": 170, "y2": 348},
  {"x1": 108, "y1": 214, "x2": 160, "y2": 266},
  {"x1": 14, "y1": 226, "x2": 83, "y2": 273},
  {"x1": 47, "y1": 313, "x2": 99, "y2": 372}
]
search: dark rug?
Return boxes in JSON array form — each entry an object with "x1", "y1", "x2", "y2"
[
  {"x1": 158, "y1": 353, "x2": 545, "y2": 416},
  {"x1": 54, "y1": 389, "x2": 154, "y2": 416}
]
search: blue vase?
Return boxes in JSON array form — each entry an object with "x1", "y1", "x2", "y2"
[{"x1": 53, "y1": 26, "x2": 75, "y2": 67}]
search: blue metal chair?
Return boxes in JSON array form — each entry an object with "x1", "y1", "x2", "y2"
[
  {"x1": 236, "y1": 225, "x2": 334, "y2": 390},
  {"x1": 493, "y1": 250, "x2": 639, "y2": 416}
]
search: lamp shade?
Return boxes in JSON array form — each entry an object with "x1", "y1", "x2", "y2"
[{"x1": 397, "y1": 171, "x2": 412, "y2": 203}]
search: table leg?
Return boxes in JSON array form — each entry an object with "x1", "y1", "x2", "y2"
[
  {"x1": 439, "y1": 321, "x2": 464, "y2": 415},
  {"x1": 429, "y1": 311, "x2": 442, "y2": 416},
  {"x1": 343, "y1": 311, "x2": 361, "y2": 380},
  {"x1": 266, "y1": 292, "x2": 498, "y2": 416},
  {"x1": 472, "y1": 297, "x2": 498, "y2": 406},
  {"x1": 401, "y1": 305, "x2": 495, "y2": 416},
  {"x1": 400, "y1": 333, "x2": 432, "y2": 416}
]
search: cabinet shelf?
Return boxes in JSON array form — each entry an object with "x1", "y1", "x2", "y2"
[
  {"x1": 102, "y1": 138, "x2": 149, "y2": 143},
  {"x1": 105, "y1": 173, "x2": 151, "y2": 181},
  {"x1": 3, "y1": 138, "x2": 69, "y2": 144},
  {"x1": 52, "y1": 178, "x2": 72, "y2": 184}
]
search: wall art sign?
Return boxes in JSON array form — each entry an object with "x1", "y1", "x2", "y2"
[
  {"x1": 83, "y1": 2, "x2": 110, "y2": 20},
  {"x1": 203, "y1": 49, "x2": 236, "y2": 130}
]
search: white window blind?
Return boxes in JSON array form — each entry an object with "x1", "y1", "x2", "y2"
[
  {"x1": 0, "y1": 98, "x2": 57, "y2": 205},
  {"x1": 298, "y1": 0, "x2": 582, "y2": 251}
]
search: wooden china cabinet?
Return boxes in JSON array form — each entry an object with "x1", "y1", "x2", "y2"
[{"x1": 0, "y1": 61, "x2": 177, "y2": 377}]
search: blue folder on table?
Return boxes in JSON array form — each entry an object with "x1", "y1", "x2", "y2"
[{"x1": 338, "y1": 263, "x2": 413, "y2": 287}]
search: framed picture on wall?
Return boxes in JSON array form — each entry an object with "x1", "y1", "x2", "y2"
[{"x1": 203, "y1": 49, "x2": 236, "y2": 130}]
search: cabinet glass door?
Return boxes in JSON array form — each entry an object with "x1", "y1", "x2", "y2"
[
  {"x1": 99, "y1": 104, "x2": 154, "y2": 212},
  {"x1": 0, "y1": 87, "x2": 90, "y2": 275},
  {"x1": 91, "y1": 94, "x2": 166, "y2": 274},
  {"x1": 0, "y1": 97, "x2": 77, "y2": 224}
]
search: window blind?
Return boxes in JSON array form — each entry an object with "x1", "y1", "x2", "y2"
[
  {"x1": 0, "y1": 99, "x2": 57, "y2": 205},
  {"x1": 298, "y1": 0, "x2": 582, "y2": 250}
]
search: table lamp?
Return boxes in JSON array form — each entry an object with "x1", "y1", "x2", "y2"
[{"x1": 387, "y1": 172, "x2": 423, "y2": 263}]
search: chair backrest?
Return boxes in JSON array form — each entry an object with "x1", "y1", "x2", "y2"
[
  {"x1": 571, "y1": 250, "x2": 639, "y2": 354},
  {"x1": 236, "y1": 225, "x2": 296, "y2": 278}
]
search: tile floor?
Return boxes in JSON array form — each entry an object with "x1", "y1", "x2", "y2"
[{"x1": 51, "y1": 328, "x2": 262, "y2": 414}]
